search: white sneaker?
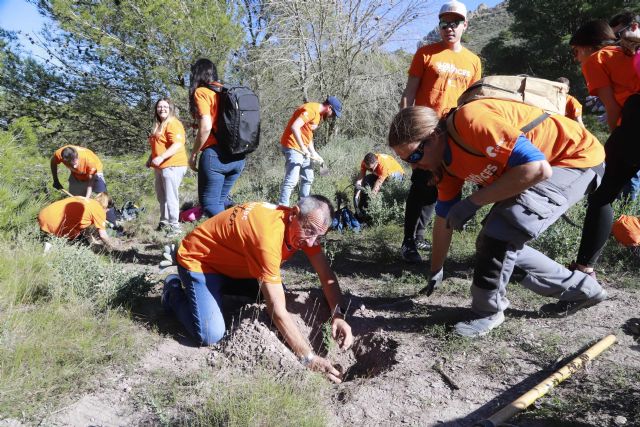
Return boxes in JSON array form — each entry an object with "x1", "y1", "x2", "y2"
[{"x1": 455, "y1": 311, "x2": 505, "y2": 338}]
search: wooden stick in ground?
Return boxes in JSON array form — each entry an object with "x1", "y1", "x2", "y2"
[
  {"x1": 58, "y1": 188, "x2": 74, "y2": 198},
  {"x1": 476, "y1": 334, "x2": 617, "y2": 427}
]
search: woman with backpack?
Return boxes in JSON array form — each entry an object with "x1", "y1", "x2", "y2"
[
  {"x1": 146, "y1": 98, "x2": 188, "y2": 236},
  {"x1": 569, "y1": 19, "x2": 640, "y2": 277},
  {"x1": 189, "y1": 58, "x2": 245, "y2": 217}
]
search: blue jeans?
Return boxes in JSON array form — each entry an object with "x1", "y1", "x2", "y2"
[
  {"x1": 166, "y1": 266, "x2": 260, "y2": 346},
  {"x1": 198, "y1": 146, "x2": 245, "y2": 217},
  {"x1": 278, "y1": 148, "x2": 314, "y2": 206},
  {"x1": 620, "y1": 170, "x2": 640, "y2": 201}
]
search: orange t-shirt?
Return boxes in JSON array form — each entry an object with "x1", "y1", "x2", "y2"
[
  {"x1": 280, "y1": 103, "x2": 322, "y2": 151},
  {"x1": 437, "y1": 99, "x2": 605, "y2": 202},
  {"x1": 408, "y1": 42, "x2": 482, "y2": 116},
  {"x1": 582, "y1": 46, "x2": 640, "y2": 108},
  {"x1": 53, "y1": 145, "x2": 103, "y2": 181},
  {"x1": 176, "y1": 202, "x2": 322, "y2": 284},
  {"x1": 565, "y1": 95, "x2": 583, "y2": 121},
  {"x1": 148, "y1": 117, "x2": 188, "y2": 168},
  {"x1": 360, "y1": 154, "x2": 405, "y2": 179},
  {"x1": 38, "y1": 196, "x2": 107, "y2": 239},
  {"x1": 193, "y1": 86, "x2": 219, "y2": 151}
]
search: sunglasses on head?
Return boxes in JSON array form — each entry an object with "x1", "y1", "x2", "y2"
[{"x1": 438, "y1": 19, "x2": 464, "y2": 30}]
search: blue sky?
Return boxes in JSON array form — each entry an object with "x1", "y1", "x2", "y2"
[{"x1": 0, "y1": 0, "x2": 504, "y2": 56}]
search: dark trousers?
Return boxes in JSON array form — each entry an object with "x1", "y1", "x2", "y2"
[
  {"x1": 403, "y1": 168, "x2": 437, "y2": 242},
  {"x1": 577, "y1": 94, "x2": 640, "y2": 266}
]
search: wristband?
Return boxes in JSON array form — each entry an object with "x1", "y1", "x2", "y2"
[{"x1": 300, "y1": 351, "x2": 315, "y2": 367}]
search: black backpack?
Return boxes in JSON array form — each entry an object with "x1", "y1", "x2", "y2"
[{"x1": 208, "y1": 83, "x2": 261, "y2": 156}]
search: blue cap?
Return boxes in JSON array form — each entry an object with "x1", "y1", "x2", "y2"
[{"x1": 325, "y1": 96, "x2": 342, "y2": 118}]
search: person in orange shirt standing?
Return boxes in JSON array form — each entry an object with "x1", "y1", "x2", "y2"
[
  {"x1": 398, "y1": 0, "x2": 481, "y2": 263},
  {"x1": 189, "y1": 58, "x2": 245, "y2": 218},
  {"x1": 277, "y1": 97, "x2": 342, "y2": 206},
  {"x1": 569, "y1": 20, "x2": 640, "y2": 276},
  {"x1": 51, "y1": 145, "x2": 106, "y2": 198},
  {"x1": 38, "y1": 193, "x2": 114, "y2": 249},
  {"x1": 388, "y1": 100, "x2": 607, "y2": 337},
  {"x1": 162, "y1": 195, "x2": 353, "y2": 383},
  {"x1": 146, "y1": 98, "x2": 188, "y2": 236}
]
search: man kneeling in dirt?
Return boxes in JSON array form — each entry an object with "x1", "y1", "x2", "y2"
[
  {"x1": 163, "y1": 195, "x2": 354, "y2": 383},
  {"x1": 388, "y1": 100, "x2": 608, "y2": 338}
]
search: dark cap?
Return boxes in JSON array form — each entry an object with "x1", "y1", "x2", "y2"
[{"x1": 325, "y1": 96, "x2": 342, "y2": 118}]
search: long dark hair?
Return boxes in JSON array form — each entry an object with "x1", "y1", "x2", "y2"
[
  {"x1": 569, "y1": 20, "x2": 616, "y2": 49},
  {"x1": 189, "y1": 58, "x2": 218, "y2": 118}
]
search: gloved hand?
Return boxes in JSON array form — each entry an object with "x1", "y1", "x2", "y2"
[
  {"x1": 446, "y1": 198, "x2": 481, "y2": 230},
  {"x1": 159, "y1": 244, "x2": 177, "y2": 268},
  {"x1": 418, "y1": 268, "x2": 443, "y2": 296},
  {"x1": 52, "y1": 181, "x2": 63, "y2": 190}
]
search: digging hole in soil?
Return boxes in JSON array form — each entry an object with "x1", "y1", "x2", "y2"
[{"x1": 339, "y1": 333, "x2": 399, "y2": 381}]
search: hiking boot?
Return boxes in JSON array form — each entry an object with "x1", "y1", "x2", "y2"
[
  {"x1": 567, "y1": 261, "x2": 597, "y2": 280},
  {"x1": 415, "y1": 238, "x2": 431, "y2": 251},
  {"x1": 401, "y1": 239, "x2": 422, "y2": 263},
  {"x1": 161, "y1": 274, "x2": 182, "y2": 312},
  {"x1": 539, "y1": 289, "x2": 608, "y2": 318},
  {"x1": 454, "y1": 311, "x2": 505, "y2": 338}
]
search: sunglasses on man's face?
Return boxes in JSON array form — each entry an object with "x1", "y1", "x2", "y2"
[{"x1": 438, "y1": 20, "x2": 464, "y2": 30}]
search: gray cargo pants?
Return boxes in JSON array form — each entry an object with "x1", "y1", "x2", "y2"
[{"x1": 471, "y1": 165, "x2": 605, "y2": 316}]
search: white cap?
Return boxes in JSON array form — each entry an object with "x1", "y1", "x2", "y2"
[{"x1": 439, "y1": 0, "x2": 467, "y2": 20}]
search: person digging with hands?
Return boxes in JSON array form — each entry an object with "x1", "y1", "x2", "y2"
[
  {"x1": 388, "y1": 101, "x2": 608, "y2": 338},
  {"x1": 162, "y1": 195, "x2": 353, "y2": 382}
]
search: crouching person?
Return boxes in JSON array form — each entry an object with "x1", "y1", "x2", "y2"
[
  {"x1": 38, "y1": 193, "x2": 115, "y2": 249},
  {"x1": 163, "y1": 195, "x2": 354, "y2": 382},
  {"x1": 388, "y1": 100, "x2": 608, "y2": 338}
]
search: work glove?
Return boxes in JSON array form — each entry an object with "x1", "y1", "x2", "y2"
[
  {"x1": 418, "y1": 268, "x2": 443, "y2": 296},
  {"x1": 446, "y1": 198, "x2": 481, "y2": 230},
  {"x1": 159, "y1": 244, "x2": 177, "y2": 268}
]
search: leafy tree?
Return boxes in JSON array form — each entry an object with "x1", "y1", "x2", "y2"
[
  {"x1": 481, "y1": 0, "x2": 638, "y2": 93},
  {"x1": 11, "y1": 0, "x2": 244, "y2": 154}
]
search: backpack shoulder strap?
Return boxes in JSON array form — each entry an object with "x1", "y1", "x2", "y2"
[
  {"x1": 520, "y1": 112, "x2": 550, "y2": 133},
  {"x1": 206, "y1": 81, "x2": 225, "y2": 93},
  {"x1": 445, "y1": 110, "x2": 484, "y2": 157}
]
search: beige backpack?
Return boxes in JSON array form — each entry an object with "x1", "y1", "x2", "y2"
[{"x1": 457, "y1": 75, "x2": 569, "y2": 115}]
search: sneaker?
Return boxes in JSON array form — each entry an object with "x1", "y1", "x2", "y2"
[
  {"x1": 539, "y1": 289, "x2": 608, "y2": 318},
  {"x1": 156, "y1": 222, "x2": 168, "y2": 232},
  {"x1": 567, "y1": 261, "x2": 597, "y2": 280},
  {"x1": 415, "y1": 238, "x2": 431, "y2": 251},
  {"x1": 454, "y1": 311, "x2": 505, "y2": 338},
  {"x1": 401, "y1": 239, "x2": 422, "y2": 263},
  {"x1": 161, "y1": 274, "x2": 182, "y2": 312}
]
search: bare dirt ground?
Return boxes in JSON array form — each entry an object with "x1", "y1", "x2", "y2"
[{"x1": 38, "y1": 239, "x2": 640, "y2": 426}]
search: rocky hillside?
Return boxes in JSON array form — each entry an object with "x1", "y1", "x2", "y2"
[{"x1": 465, "y1": 1, "x2": 514, "y2": 54}]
